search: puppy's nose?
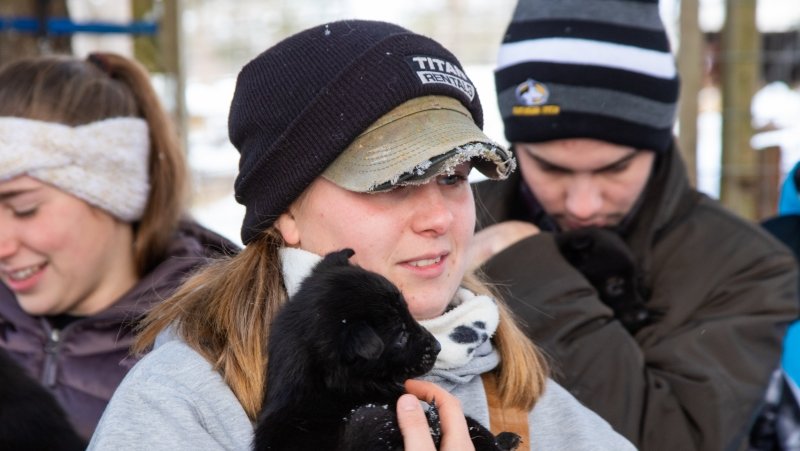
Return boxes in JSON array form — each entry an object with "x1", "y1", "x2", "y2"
[{"x1": 430, "y1": 339, "x2": 441, "y2": 356}]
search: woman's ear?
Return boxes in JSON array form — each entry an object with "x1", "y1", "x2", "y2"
[{"x1": 275, "y1": 211, "x2": 300, "y2": 246}]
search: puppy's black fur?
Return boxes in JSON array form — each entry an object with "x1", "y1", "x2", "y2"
[
  {"x1": 0, "y1": 348, "x2": 86, "y2": 451},
  {"x1": 555, "y1": 227, "x2": 658, "y2": 333},
  {"x1": 254, "y1": 249, "x2": 519, "y2": 451}
]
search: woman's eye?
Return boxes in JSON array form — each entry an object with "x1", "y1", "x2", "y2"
[
  {"x1": 13, "y1": 207, "x2": 38, "y2": 218},
  {"x1": 437, "y1": 173, "x2": 467, "y2": 186}
]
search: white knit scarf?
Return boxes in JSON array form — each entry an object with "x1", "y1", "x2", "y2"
[
  {"x1": 0, "y1": 117, "x2": 150, "y2": 221},
  {"x1": 279, "y1": 247, "x2": 500, "y2": 371}
]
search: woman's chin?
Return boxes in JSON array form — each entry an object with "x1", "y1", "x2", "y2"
[
  {"x1": 17, "y1": 300, "x2": 54, "y2": 317},
  {"x1": 409, "y1": 303, "x2": 449, "y2": 321},
  {"x1": 407, "y1": 286, "x2": 464, "y2": 320}
]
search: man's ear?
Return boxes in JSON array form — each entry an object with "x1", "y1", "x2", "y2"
[{"x1": 275, "y1": 211, "x2": 300, "y2": 246}]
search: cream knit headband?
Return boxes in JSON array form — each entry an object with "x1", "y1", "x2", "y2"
[{"x1": 0, "y1": 117, "x2": 150, "y2": 221}]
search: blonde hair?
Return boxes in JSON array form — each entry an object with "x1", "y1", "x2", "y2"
[
  {"x1": 136, "y1": 226, "x2": 548, "y2": 419},
  {"x1": 135, "y1": 228, "x2": 283, "y2": 418},
  {"x1": 0, "y1": 53, "x2": 188, "y2": 276},
  {"x1": 462, "y1": 273, "x2": 549, "y2": 410}
]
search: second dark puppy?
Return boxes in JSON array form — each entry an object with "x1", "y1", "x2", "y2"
[
  {"x1": 254, "y1": 248, "x2": 518, "y2": 451},
  {"x1": 0, "y1": 348, "x2": 86, "y2": 451}
]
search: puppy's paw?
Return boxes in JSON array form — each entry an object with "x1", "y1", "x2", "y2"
[
  {"x1": 341, "y1": 403, "x2": 402, "y2": 451},
  {"x1": 495, "y1": 431, "x2": 522, "y2": 450},
  {"x1": 421, "y1": 400, "x2": 443, "y2": 447}
]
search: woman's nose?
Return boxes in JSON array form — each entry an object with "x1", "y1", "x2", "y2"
[
  {"x1": 0, "y1": 224, "x2": 19, "y2": 259},
  {"x1": 409, "y1": 183, "x2": 454, "y2": 236}
]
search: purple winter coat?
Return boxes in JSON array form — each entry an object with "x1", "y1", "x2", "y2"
[{"x1": 0, "y1": 220, "x2": 238, "y2": 440}]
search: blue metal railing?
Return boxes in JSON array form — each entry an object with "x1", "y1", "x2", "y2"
[{"x1": 0, "y1": 17, "x2": 158, "y2": 35}]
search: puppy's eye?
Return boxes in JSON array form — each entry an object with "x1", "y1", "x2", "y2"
[{"x1": 393, "y1": 331, "x2": 409, "y2": 349}]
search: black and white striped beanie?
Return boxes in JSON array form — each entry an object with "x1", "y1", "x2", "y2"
[{"x1": 495, "y1": 0, "x2": 679, "y2": 153}]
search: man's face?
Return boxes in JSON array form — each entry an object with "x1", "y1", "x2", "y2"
[{"x1": 515, "y1": 139, "x2": 656, "y2": 231}]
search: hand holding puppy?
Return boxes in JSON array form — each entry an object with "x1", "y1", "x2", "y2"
[{"x1": 398, "y1": 380, "x2": 475, "y2": 451}]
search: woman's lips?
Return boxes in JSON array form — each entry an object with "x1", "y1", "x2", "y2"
[
  {"x1": 2, "y1": 262, "x2": 47, "y2": 292},
  {"x1": 401, "y1": 253, "x2": 448, "y2": 278},
  {"x1": 406, "y1": 255, "x2": 442, "y2": 268}
]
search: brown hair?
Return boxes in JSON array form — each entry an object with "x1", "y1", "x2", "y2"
[
  {"x1": 136, "y1": 227, "x2": 548, "y2": 420},
  {"x1": 0, "y1": 52, "x2": 188, "y2": 275},
  {"x1": 135, "y1": 228, "x2": 285, "y2": 418}
]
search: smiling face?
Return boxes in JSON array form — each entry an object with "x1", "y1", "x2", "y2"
[
  {"x1": 276, "y1": 163, "x2": 475, "y2": 320},
  {"x1": 0, "y1": 176, "x2": 138, "y2": 316},
  {"x1": 515, "y1": 139, "x2": 656, "y2": 231}
]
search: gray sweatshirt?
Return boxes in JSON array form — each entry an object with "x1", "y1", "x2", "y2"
[{"x1": 88, "y1": 336, "x2": 634, "y2": 451}]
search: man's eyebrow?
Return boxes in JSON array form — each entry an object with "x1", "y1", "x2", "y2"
[
  {"x1": 528, "y1": 151, "x2": 638, "y2": 173},
  {"x1": 594, "y1": 152, "x2": 638, "y2": 172},
  {"x1": 528, "y1": 153, "x2": 571, "y2": 172}
]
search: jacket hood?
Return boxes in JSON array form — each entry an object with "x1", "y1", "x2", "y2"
[{"x1": 624, "y1": 142, "x2": 700, "y2": 275}]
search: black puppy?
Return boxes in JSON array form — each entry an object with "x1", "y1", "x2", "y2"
[
  {"x1": 0, "y1": 348, "x2": 85, "y2": 451},
  {"x1": 254, "y1": 249, "x2": 519, "y2": 451},
  {"x1": 555, "y1": 227, "x2": 657, "y2": 333}
]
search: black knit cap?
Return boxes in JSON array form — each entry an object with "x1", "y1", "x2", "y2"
[
  {"x1": 495, "y1": 0, "x2": 680, "y2": 153},
  {"x1": 230, "y1": 20, "x2": 485, "y2": 244}
]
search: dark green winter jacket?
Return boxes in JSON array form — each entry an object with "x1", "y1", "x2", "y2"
[{"x1": 473, "y1": 143, "x2": 799, "y2": 451}]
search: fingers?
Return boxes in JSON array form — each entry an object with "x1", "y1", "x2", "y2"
[
  {"x1": 396, "y1": 393, "x2": 437, "y2": 451},
  {"x1": 403, "y1": 380, "x2": 475, "y2": 451},
  {"x1": 470, "y1": 221, "x2": 540, "y2": 269}
]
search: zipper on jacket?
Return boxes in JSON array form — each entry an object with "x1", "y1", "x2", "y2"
[{"x1": 42, "y1": 327, "x2": 61, "y2": 387}]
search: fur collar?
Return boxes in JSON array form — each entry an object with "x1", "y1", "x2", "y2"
[
  {"x1": 418, "y1": 290, "x2": 498, "y2": 370},
  {"x1": 279, "y1": 247, "x2": 323, "y2": 297}
]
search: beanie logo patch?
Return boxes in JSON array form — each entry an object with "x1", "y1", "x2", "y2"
[
  {"x1": 512, "y1": 79, "x2": 560, "y2": 117},
  {"x1": 407, "y1": 55, "x2": 475, "y2": 101}
]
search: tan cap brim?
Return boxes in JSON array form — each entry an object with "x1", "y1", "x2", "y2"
[{"x1": 322, "y1": 95, "x2": 516, "y2": 192}]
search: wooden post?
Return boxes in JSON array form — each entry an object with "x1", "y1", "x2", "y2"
[
  {"x1": 161, "y1": 0, "x2": 187, "y2": 154},
  {"x1": 758, "y1": 145, "x2": 781, "y2": 220},
  {"x1": 131, "y1": 0, "x2": 187, "y2": 153},
  {"x1": 677, "y1": 0, "x2": 701, "y2": 187},
  {"x1": 0, "y1": 0, "x2": 71, "y2": 63},
  {"x1": 719, "y1": 0, "x2": 760, "y2": 219}
]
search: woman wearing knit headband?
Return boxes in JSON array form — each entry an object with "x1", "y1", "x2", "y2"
[
  {"x1": 0, "y1": 53, "x2": 236, "y2": 441},
  {"x1": 89, "y1": 20, "x2": 633, "y2": 450},
  {"x1": 471, "y1": 0, "x2": 799, "y2": 449}
]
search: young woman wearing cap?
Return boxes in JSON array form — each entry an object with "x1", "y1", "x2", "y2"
[
  {"x1": 0, "y1": 53, "x2": 236, "y2": 440},
  {"x1": 88, "y1": 20, "x2": 634, "y2": 450}
]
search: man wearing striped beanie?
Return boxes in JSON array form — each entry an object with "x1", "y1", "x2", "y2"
[{"x1": 471, "y1": 0, "x2": 799, "y2": 449}]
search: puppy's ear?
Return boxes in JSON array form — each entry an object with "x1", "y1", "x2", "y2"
[
  {"x1": 319, "y1": 248, "x2": 356, "y2": 269},
  {"x1": 343, "y1": 322, "x2": 384, "y2": 363}
]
